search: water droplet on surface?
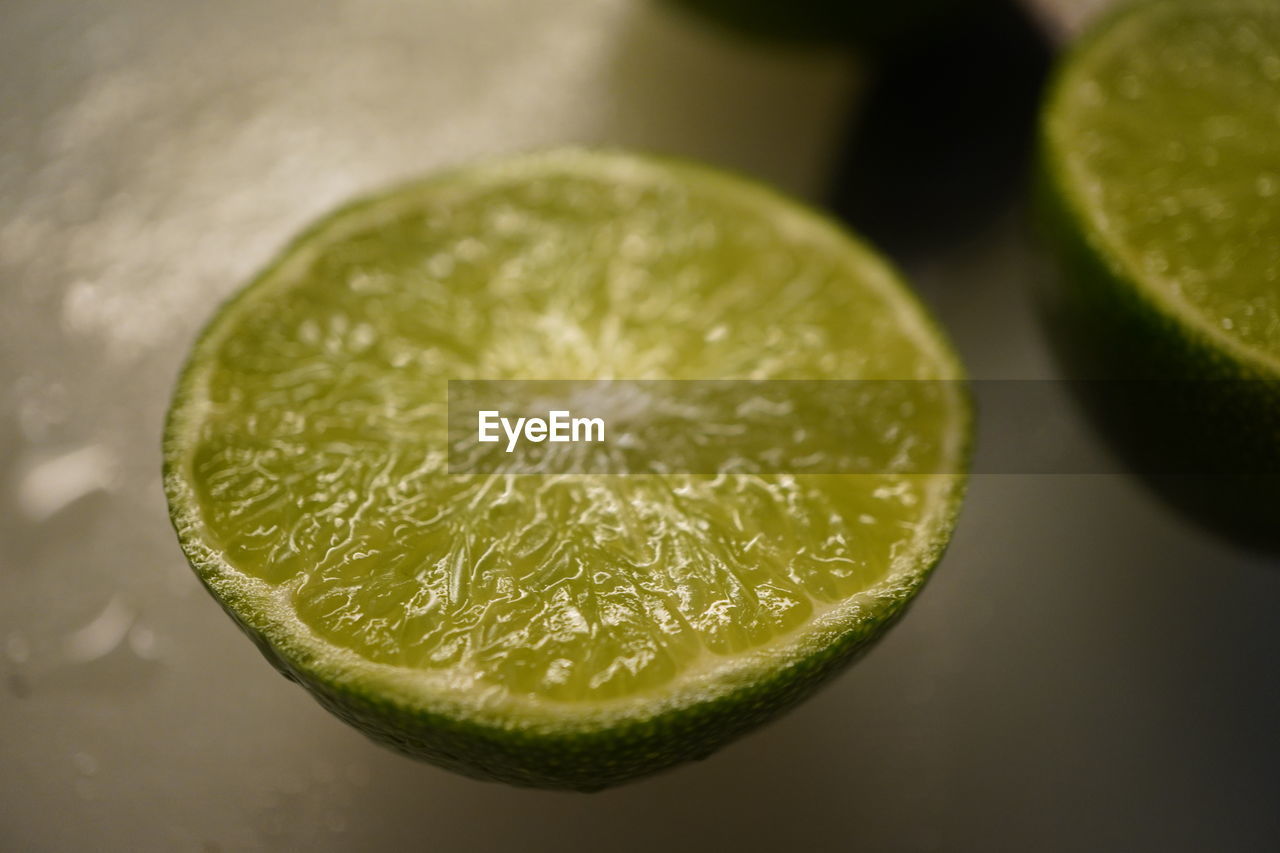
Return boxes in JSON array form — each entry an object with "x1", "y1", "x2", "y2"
[
  {"x1": 17, "y1": 445, "x2": 118, "y2": 522},
  {"x1": 73, "y1": 752, "x2": 98, "y2": 776},
  {"x1": 6, "y1": 633, "x2": 30, "y2": 664},
  {"x1": 62, "y1": 596, "x2": 134, "y2": 664},
  {"x1": 127, "y1": 624, "x2": 159, "y2": 660},
  {"x1": 61, "y1": 280, "x2": 103, "y2": 336}
]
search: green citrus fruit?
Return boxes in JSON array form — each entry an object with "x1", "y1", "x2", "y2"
[
  {"x1": 164, "y1": 149, "x2": 970, "y2": 789},
  {"x1": 1038, "y1": 0, "x2": 1280, "y2": 546}
]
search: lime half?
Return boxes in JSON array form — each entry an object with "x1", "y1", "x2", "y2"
[
  {"x1": 164, "y1": 149, "x2": 970, "y2": 789},
  {"x1": 1038, "y1": 0, "x2": 1280, "y2": 544}
]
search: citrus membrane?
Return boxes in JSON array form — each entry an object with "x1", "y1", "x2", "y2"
[{"x1": 164, "y1": 149, "x2": 970, "y2": 788}]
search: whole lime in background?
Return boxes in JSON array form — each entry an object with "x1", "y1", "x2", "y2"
[
  {"x1": 1038, "y1": 0, "x2": 1280, "y2": 547},
  {"x1": 164, "y1": 149, "x2": 970, "y2": 789}
]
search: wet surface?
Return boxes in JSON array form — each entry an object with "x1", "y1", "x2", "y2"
[{"x1": 3, "y1": 1, "x2": 1279, "y2": 851}]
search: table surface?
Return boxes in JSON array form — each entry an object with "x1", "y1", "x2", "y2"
[{"x1": 3, "y1": 2, "x2": 1278, "y2": 851}]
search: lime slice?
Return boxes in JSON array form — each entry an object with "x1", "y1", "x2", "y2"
[
  {"x1": 164, "y1": 149, "x2": 970, "y2": 789},
  {"x1": 1039, "y1": 0, "x2": 1280, "y2": 543}
]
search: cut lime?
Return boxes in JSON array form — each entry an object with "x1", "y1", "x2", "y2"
[
  {"x1": 1039, "y1": 0, "x2": 1280, "y2": 545},
  {"x1": 164, "y1": 149, "x2": 970, "y2": 789}
]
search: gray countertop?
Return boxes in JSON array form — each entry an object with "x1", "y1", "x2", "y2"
[{"x1": 3, "y1": 2, "x2": 1278, "y2": 851}]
